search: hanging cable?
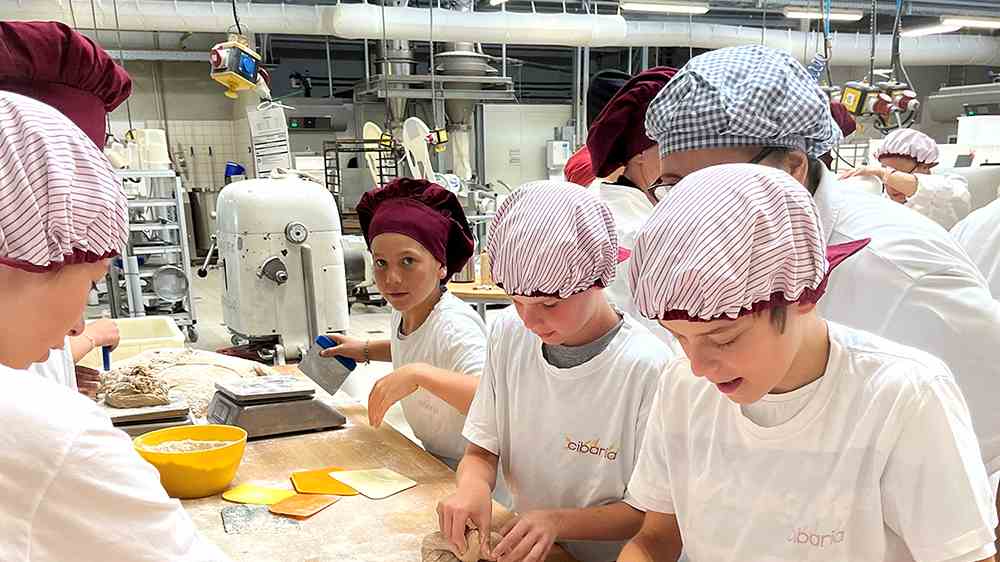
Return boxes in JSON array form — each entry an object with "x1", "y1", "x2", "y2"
[
  {"x1": 893, "y1": 0, "x2": 913, "y2": 88},
  {"x1": 111, "y1": 0, "x2": 134, "y2": 135},
  {"x1": 379, "y1": 0, "x2": 392, "y2": 130},
  {"x1": 688, "y1": 14, "x2": 694, "y2": 62},
  {"x1": 231, "y1": 0, "x2": 243, "y2": 35},
  {"x1": 889, "y1": 0, "x2": 902, "y2": 83},
  {"x1": 867, "y1": 0, "x2": 877, "y2": 83},
  {"x1": 760, "y1": 0, "x2": 768, "y2": 45},
  {"x1": 68, "y1": 0, "x2": 79, "y2": 28},
  {"x1": 430, "y1": 0, "x2": 440, "y2": 130},
  {"x1": 89, "y1": 0, "x2": 99, "y2": 40},
  {"x1": 821, "y1": 0, "x2": 833, "y2": 87}
]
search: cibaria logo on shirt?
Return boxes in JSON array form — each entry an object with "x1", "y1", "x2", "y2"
[
  {"x1": 786, "y1": 527, "x2": 845, "y2": 548},
  {"x1": 564, "y1": 435, "x2": 618, "y2": 461}
]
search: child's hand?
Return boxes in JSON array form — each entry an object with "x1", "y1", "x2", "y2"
[
  {"x1": 367, "y1": 366, "x2": 420, "y2": 427},
  {"x1": 84, "y1": 318, "x2": 120, "y2": 350},
  {"x1": 492, "y1": 510, "x2": 563, "y2": 562},
  {"x1": 437, "y1": 481, "x2": 493, "y2": 555},
  {"x1": 319, "y1": 333, "x2": 366, "y2": 361}
]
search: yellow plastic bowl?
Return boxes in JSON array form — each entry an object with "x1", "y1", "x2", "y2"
[{"x1": 134, "y1": 424, "x2": 248, "y2": 499}]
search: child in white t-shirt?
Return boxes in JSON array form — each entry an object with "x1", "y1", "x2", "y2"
[
  {"x1": 621, "y1": 164, "x2": 996, "y2": 562},
  {"x1": 321, "y1": 178, "x2": 486, "y2": 469},
  {"x1": 0, "y1": 92, "x2": 227, "y2": 561},
  {"x1": 437, "y1": 181, "x2": 675, "y2": 562}
]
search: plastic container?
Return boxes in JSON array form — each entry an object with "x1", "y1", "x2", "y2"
[
  {"x1": 79, "y1": 316, "x2": 185, "y2": 370},
  {"x1": 133, "y1": 129, "x2": 171, "y2": 170},
  {"x1": 134, "y1": 424, "x2": 248, "y2": 498}
]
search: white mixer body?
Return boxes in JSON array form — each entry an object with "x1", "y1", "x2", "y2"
[{"x1": 216, "y1": 175, "x2": 349, "y2": 358}]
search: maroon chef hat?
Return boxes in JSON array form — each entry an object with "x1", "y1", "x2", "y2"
[
  {"x1": 587, "y1": 67, "x2": 677, "y2": 179},
  {"x1": 357, "y1": 178, "x2": 475, "y2": 281},
  {"x1": 0, "y1": 21, "x2": 132, "y2": 147}
]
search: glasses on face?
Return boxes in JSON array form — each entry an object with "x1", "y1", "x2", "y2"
[{"x1": 648, "y1": 147, "x2": 780, "y2": 203}]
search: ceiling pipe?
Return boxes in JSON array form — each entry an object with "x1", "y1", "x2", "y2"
[{"x1": 3, "y1": 0, "x2": 1000, "y2": 66}]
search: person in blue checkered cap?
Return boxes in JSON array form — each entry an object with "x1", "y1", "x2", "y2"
[{"x1": 635, "y1": 43, "x2": 1000, "y2": 556}]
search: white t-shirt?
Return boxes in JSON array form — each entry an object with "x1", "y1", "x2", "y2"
[
  {"x1": 463, "y1": 307, "x2": 673, "y2": 562},
  {"x1": 0, "y1": 365, "x2": 228, "y2": 562},
  {"x1": 740, "y1": 376, "x2": 821, "y2": 428},
  {"x1": 628, "y1": 322, "x2": 997, "y2": 562},
  {"x1": 27, "y1": 337, "x2": 77, "y2": 391},
  {"x1": 590, "y1": 180, "x2": 678, "y2": 351},
  {"x1": 815, "y1": 168, "x2": 1000, "y2": 475},
  {"x1": 390, "y1": 290, "x2": 487, "y2": 463},
  {"x1": 952, "y1": 198, "x2": 1000, "y2": 299}
]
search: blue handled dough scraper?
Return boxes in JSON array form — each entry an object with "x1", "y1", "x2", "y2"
[{"x1": 297, "y1": 335, "x2": 357, "y2": 397}]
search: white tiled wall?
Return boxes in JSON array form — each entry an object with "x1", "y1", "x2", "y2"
[
  {"x1": 149, "y1": 120, "x2": 247, "y2": 189},
  {"x1": 233, "y1": 118, "x2": 256, "y2": 178}
]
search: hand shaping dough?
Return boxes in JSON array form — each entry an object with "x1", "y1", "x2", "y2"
[{"x1": 421, "y1": 529, "x2": 503, "y2": 562}]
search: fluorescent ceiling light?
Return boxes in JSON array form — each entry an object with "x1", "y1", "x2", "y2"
[
  {"x1": 941, "y1": 17, "x2": 1000, "y2": 29},
  {"x1": 489, "y1": 0, "x2": 507, "y2": 5},
  {"x1": 782, "y1": 7, "x2": 863, "y2": 21},
  {"x1": 620, "y1": 1, "x2": 710, "y2": 14},
  {"x1": 901, "y1": 23, "x2": 961, "y2": 37}
]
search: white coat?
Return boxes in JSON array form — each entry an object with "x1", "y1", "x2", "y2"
[
  {"x1": 906, "y1": 172, "x2": 972, "y2": 230},
  {"x1": 815, "y1": 168, "x2": 1000, "y2": 474},
  {"x1": 589, "y1": 180, "x2": 679, "y2": 351},
  {"x1": 1, "y1": 367, "x2": 228, "y2": 562},
  {"x1": 952, "y1": 198, "x2": 1000, "y2": 299}
]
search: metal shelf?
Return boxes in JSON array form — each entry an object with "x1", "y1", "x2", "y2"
[
  {"x1": 116, "y1": 169, "x2": 178, "y2": 179},
  {"x1": 353, "y1": 74, "x2": 516, "y2": 103},
  {"x1": 128, "y1": 198, "x2": 177, "y2": 208},
  {"x1": 130, "y1": 222, "x2": 180, "y2": 232},
  {"x1": 132, "y1": 245, "x2": 183, "y2": 255},
  {"x1": 112, "y1": 171, "x2": 198, "y2": 340},
  {"x1": 128, "y1": 222, "x2": 181, "y2": 232}
]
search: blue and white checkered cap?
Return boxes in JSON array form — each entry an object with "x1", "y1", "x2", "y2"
[{"x1": 645, "y1": 45, "x2": 843, "y2": 159}]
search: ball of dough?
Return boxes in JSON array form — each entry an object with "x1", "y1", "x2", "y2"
[{"x1": 421, "y1": 529, "x2": 503, "y2": 562}]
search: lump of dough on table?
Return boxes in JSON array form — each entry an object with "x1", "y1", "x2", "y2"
[
  {"x1": 99, "y1": 349, "x2": 276, "y2": 416},
  {"x1": 421, "y1": 529, "x2": 503, "y2": 562},
  {"x1": 100, "y1": 366, "x2": 171, "y2": 408}
]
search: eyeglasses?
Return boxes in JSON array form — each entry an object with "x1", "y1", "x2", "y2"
[{"x1": 649, "y1": 147, "x2": 781, "y2": 203}]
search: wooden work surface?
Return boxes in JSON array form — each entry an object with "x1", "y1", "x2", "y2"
[
  {"x1": 183, "y1": 367, "x2": 576, "y2": 562},
  {"x1": 446, "y1": 282, "x2": 511, "y2": 302}
]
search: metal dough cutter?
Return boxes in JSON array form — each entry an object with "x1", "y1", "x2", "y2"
[{"x1": 206, "y1": 375, "x2": 346, "y2": 438}]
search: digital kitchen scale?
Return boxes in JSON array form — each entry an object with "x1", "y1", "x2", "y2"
[
  {"x1": 206, "y1": 375, "x2": 346, "y2": 438},
  {"x1": 99, "y1": 397, "x2": 195, "y2": 438}
]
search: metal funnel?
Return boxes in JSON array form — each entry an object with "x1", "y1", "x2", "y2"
[
  {"x1": 436, "y1": 42, "x2": 498, "y2": 128},
  {"x1": 376, "y1": 40, "x2": 417, "y2": 128}
]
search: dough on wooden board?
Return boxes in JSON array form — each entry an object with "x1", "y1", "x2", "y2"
[{"x1": 421, "y1": 529, "x2": 503, "y2": 562}]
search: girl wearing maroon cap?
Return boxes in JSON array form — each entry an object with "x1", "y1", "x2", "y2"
[{"x1": 321, "y1": 178, "x2": 489, "y2": 471}]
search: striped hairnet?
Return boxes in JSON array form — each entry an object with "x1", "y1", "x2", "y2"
[
  {"x1": 629, "y1": 164, "x2": 829, "y2": 321},
  {"x1": 645, "y1": 45, "x2": 843, "y2": 159},
  {"x1": 487, "y1": 181, "x2": 618, "y2": 298},
  {"x1": 874, "y1": 128, "x2": 940, "y2": 165},
  {"x1": 0, "y1": 91, "x2": 127, "y2": 272}
]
